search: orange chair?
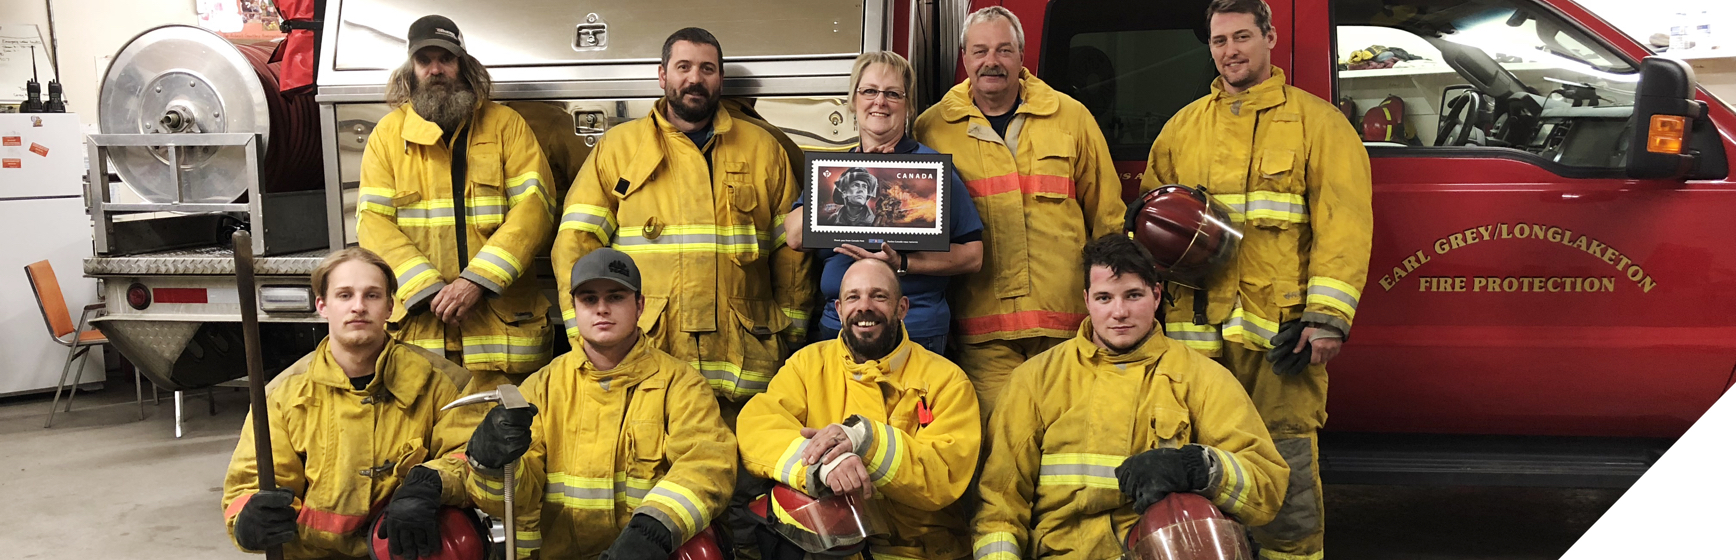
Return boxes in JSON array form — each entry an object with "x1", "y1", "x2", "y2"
[{"x1": 26, "y1": 260, "x2": 135, "y2": 428}]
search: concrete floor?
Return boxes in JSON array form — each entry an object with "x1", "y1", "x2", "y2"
[{"x1": 0, "y1": 380, "x2": 1623, "y2": 560}]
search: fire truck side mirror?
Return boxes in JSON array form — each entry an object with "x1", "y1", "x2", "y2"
[{"x1": 1626, "y1": 56, "x2": 1708, "y2": 180}]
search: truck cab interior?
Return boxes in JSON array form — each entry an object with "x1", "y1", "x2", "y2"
[{"x1": 1338, "y1": 0, "x2": 1648, "y2": 171}]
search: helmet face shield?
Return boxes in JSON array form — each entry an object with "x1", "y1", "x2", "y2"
[
  {"x1": 1124, "y1": 494, "x2": 1253, "y2": 560},
  {"x1": 768, "y1": 486, "x2": 890, "y2": 554},
  {"x1": 1126, "y1": 185, "x2": 1244, "y2": 290}
]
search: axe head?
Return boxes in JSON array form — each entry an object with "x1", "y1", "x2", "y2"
[{"x1": 442, "y1": 384, "x2": 530, "y2": 411}]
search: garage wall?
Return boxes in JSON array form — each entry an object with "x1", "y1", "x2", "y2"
[{"x1": 0, "y1": 0, "x2": 197, "y2": 128}]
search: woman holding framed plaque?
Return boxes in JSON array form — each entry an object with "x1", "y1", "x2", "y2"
[{"x1": 784, "y1": 51, "x2": 984, "y2": 355}]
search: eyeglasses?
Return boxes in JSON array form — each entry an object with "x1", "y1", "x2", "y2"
[{"x1": 855, "y1": 88, "x2": 907, "y2": 102}]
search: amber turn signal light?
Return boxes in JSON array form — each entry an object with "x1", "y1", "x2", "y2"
[{"x1": 1646, "y1": 114, "x2": 1687, "y2": 154}]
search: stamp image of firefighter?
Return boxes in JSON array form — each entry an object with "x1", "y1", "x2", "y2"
[{"x1": 803, "y1": 152, "x2": 953, "y2": 251}]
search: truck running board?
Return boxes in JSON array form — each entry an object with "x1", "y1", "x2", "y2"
[{"x1": 1318, "y1": 432, "x2": 1671, "y2": 488}]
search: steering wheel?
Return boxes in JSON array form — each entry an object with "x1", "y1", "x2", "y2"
[{"x1": 1435, "y1": 89, "x2": 1484, "y2": 146}]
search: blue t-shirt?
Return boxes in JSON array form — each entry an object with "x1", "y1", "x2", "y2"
[{"x1": 794, "y1": 138, "x2": 984, "y2": 339}]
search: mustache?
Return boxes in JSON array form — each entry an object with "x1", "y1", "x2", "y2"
[
  {"x1": 976, "y1": 65, "x2": 1007, "y2": 77},
  {"x1": 847, "y1": 309, "x2": 889, "y2": 325}
]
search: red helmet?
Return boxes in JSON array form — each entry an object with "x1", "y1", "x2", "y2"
[
  {"x1": 369, "y1": 507, "x2": 491, "y2": 560},
  {"x1": 1125, "y1": 185, "x2": 1242, "y2": 289},
  {"x1": 1125, "y1": 493, "x2": 1253, "y2": 560},
  {"x1": 747, "y1": 485, "x2": 888, "y2": 555},
  {"x1": 673, "y1": 525, "x2": 728, "y2": 560}
]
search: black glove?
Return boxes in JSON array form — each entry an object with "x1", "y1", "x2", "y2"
[
  {"x1": 1265, "y1": 321, "x2": 1312, "y2": 376},
  {"x1": 377, "y1": 466, "x2": 444, "y2": 559},
  {"x1": 234, "y1": 487, "x2": 299, "y2": 551},
  {"x1": 468, "y1": 403, "x2": 538, "y2": 470},
  {"x1": 1115, "y1": 445, "x2": 1209, "y2": 512},
  {"x1": 602, "y1": 514, "x2": 675, "y2": 560}
]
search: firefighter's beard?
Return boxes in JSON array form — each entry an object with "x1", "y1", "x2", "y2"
[
  {"x1": 666, "y1": 82, "x2": 720, "y2": 124},
  {"x1": 411, "y1": 74, "x2": 477, "y2": 133},
  {"x1": 842, "y1": 308, "x2": 902, "y2": 362}
]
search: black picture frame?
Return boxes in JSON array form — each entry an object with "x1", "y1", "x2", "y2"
[{"x1": 802, "y1": 152, "x2": 954, "y2": 252}]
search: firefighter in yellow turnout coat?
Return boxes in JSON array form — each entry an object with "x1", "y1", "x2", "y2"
[
  {"x1": 973, "y1": 235, "x2": 1286, "y2": 560},
  {"x1": 358, "y1": 20, "x2": 555, "y2": 387},
  {"x1": 1142, "y1": 3, "x2": 1372, "y2": 558},
  {"x1": 222, "y1": 248, "x2": 486, "y2": 559},
  {"x1": 554, "y1": 30, "x2": 812, "y2": 403},
  {"x1": 738, "y1": 259, "x2": 982, "y2": 560},
  {"x1": 914, "y1": 8, "x2": 1124, "y2": 419},
  {"x1": 465, "y1": 248, "x2": 738, "y2": 560}
]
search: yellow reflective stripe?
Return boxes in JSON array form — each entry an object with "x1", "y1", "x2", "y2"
[
  {"x1": 863, "y1": 420, "x2": 905, "y2": 487},
  {"x1": 1307, "y1": 276, "x2": 1361, "y2": 318},
  {"x1": 771, "y1": 212, "x2": 789, "y2": 247},
  {"x1": 469, "y1": 245, "x2": 525, "y2": 287},
  {"x1": 690, "y1": 360, "x2": 774, "y2": 394},
  {"x1": 403, "y1": 338, "x2": 445, "y2": 352},
  {"x1": 1244, "y1": 191, "x2": 1309, "y2": 223},
  {"x1": 1213, "y1": 193, "x2": 1248, "y2": 221},
  {"x1": 1201, "y1": 446, "x2": 1251, "y2": 518},
  {"x1": 545, "y1": 473, "x2": 616, "y2": 509},
  {"x1": 392, "y1": 258, "x2": 441, "y2": 300},
  {"x1": 397, "y1": 199, "x2": 457, "y2": 228},
  {"x1": 505, "y1": 171, "x2": 551, "y2": 209},
  {"x1": 461, "y1": 334, "x2": 549, "y2": 364},
  {"x1": 515, "y1": 531, "x2": 542, "y2": 558},
  {"x1": 774, "y1": 438, "x2": 808, "y2": 488},
  {"x1": 614, "y1": 224, "x2": 769, "y2": 255},
  {"x1": 974, "y1": 532, "x2": 1020, "y2": 560},
  {"x1": 358, "y1": 187, "x2": 397, "y2": 217},
  {"x1": 1221, "y1": 306, "x2": 1280, "y2": 349},
  {"x1": 561, "y1": 204, "x2": 618, "y2": 241},
  {"x1": 645, "y1": 481, "x2": 709, "y2": 533},
  {"x1": 1037, "y1": 453, "x2": 1123, "y2": 489},
  {"x1": 1164, "y1": 321, "x2": 1223, "y2": 352},
  {"x1": 1259, "y1": 550, "x2": 1325, "y2": 560}
]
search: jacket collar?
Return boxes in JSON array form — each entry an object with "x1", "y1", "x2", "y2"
[
  {"x1": 937, "y1": 67, "x2": 1061, "y2": 123},
  {"x1": 835, "y1": 323, "x2": 917, "y2": 389},
  {"x1": 577, "y1": 331, "x2": 660, "y2": 389},
  {"x1": 850, "y1": 136, "x2": 923, "y2": 154},
  {"x1": 307, "y1": 338, "x2": 425, "y2": 408},
  {"x1": 1073, "y1": 317, "x2": 1168, "y2": 366},
  {"x1": 399, "y1": 103, "x2": 479, "y2": 147},
  {"x1": 1209, "y1": 66, "x2": 1290, "y2": 115},
  {"x1": 649, "y1": 98, "x2": 736, "y2": 139}
]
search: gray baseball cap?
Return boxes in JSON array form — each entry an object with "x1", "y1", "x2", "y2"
[{"x1": 570, "y1": 248, "x2": 641, "y2": 294}]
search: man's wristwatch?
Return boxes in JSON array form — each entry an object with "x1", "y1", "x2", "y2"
[{"x1": 896, "y1": 252, "x2": 909, "y2": 277}]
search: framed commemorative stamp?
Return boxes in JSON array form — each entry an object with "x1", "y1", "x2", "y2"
[{"x1": 802, "y1": 152, "x2": 954, "y2": 251}]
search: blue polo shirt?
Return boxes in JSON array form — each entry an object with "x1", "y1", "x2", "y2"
[{"x1": 794, "y1": 137, "x2": 984, "y2": 340}]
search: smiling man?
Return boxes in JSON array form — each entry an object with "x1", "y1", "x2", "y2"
[
  {"x1": 971, "y1": 234, "x2": 1286, "y2": 560},
  {"x1": 222, "y1": 248, "x2": 484, "y2": 559},
  {"x1": 913, "y1": 6, "x2": 1125, "y2": 423},
  {"x1": 463, "y1": 248, "x2": 737, "y2": 560},
  {"x1": 738, "y1": 259, "x2": 980, "y2": 560},
  {"x1": 1140, "y1": 1, "x2": 1372, "y2": 557}
]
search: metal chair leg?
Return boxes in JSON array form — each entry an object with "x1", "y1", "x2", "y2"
[
  {"x1": 174, "y1": 390, "x2": 184, "y2": 438},
  {"x1": 64, "y1": 347, "x2": 89, "y2": 413},
  {"x1": 43, "y1": 344, "x2": 81, "y2": 428}
]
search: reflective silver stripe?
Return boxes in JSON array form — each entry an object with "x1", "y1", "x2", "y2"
[
  {"x1": 396, "y1": 262, "x2": 436, "y2": 287},
  {"x1": 547, "y1": 481, "x2": 613, "y2": 502},
  {"x1": 867, "y1": 422, "x2": 900, "y2": 482},
  {"x1": 403, "y1": 282, "x2": 442, "y2": 309},
  {"x1": 1245, "y1": 199, "x2": 1309, "y2": 218},
  {"x1": 779, "y1": 440, "x2": 810, "y2": 486},
  {"x1": 614, "y1": 232, "x2": 767, "y2": 251},
  {"x1": 975, "y1": 539, "x2": 1019, "y2": 560},
  {"x1": 563, "y1": 315, "x2": 577, "y2": 331},
  {"x1": 1166, "y1": 329, "x2": 1222, "y2": 342},
  {"x1": 647, "y1": 486, "x2": 706, "y2": 526},
  {"x1": 359, "y1": 193, "x2": 394, "y2": 207},
  {"x1": 507, "y1": 178, "x2": 544, "y2": 201},
  {"x1": 516, "y1": 538, "x2": 542, "y2": 549},
  {"x1": 1224, "y1": 315, "x2": 1278, "y2": 342},
  {"x1": 1308, "y1": 284, "x2": 1359, "y2": 310},
  {"x1": 472, "y1": 250, "x2": 522, "y2": 279},
  {"x1": 462, "y1": 344, "x2": 547, "y2": 357},
  {"x1": 468, "y1": 204, "x2": 506, "y2": 219},
  {"x1": 1220, "y1": 448, "x2": 1248, "y2": 511},
  {"x1": 398, "y1": 207, "x2": 456, "y2": 219},
  {"x1": 696, "y1": 365, "x2": 771, "y2": 393},
  {"x1": 472, "y1": 478, "x2": 505, "y2": 497},
  {"x1": 460, "y1": 269, "x2": 506, "y2": 294},
  {"x1": 561, "y1": 210, "x2": 618, "y2": 238},
  {"x1": 1037, "y1": 463, "x2": 1117, "y2": 480}
]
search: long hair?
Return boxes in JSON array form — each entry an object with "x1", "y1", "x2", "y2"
[{"x1": 384, "y1": 51, "x2": 493, "y2": 108}]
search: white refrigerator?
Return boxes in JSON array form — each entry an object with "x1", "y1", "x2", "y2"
[{"x1": 0, "y1": 113, "x2": 103, "y2": 396}]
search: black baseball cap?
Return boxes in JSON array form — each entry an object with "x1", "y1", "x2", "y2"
[
  {"x1": 407, "y1": 15, "x2": 465, "y2": 57},
  {"x1": 570, "y1": 248, "x2": 641, "y2": 294}
]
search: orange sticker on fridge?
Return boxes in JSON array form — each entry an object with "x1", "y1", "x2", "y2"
[
  {"x1": 29, "y1": 143, "x2": 48, "y2": 157},
  {"x1": 1, "y1": 137, "x2": 19, "y2": 147},
  {"x1": 2, "y1": 159, "x2": 20, "y2": 169}
]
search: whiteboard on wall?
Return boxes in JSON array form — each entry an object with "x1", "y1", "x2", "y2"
[{"x1": 0, "y1": 23, "x2": 56, "y2": 104}]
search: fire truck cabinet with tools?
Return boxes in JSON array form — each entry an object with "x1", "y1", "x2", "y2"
[{"x1": 84, "y1": 0, "x2": 1732, "y2": 485}]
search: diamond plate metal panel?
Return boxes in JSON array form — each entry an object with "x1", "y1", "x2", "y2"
[{"x1": 85, "y1": 247, "x2": 329, "y2": 276}]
